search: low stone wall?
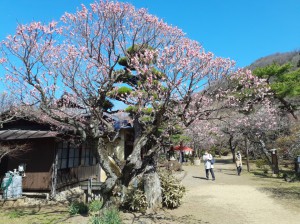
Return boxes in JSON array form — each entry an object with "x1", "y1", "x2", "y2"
[{"x1": 0, "y1": 187, "x2": 85, "y2": 208}]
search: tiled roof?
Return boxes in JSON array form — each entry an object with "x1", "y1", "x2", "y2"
[{"x1": 0, "y1": 130, "x2": 58, "y2": 140}]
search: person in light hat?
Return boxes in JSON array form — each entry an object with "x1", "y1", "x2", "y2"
[
  {"x1": 203, "y1": 150, "x2": 215, "y2": 180},
  {"x1": 236, "y1": 151, "x2": 242, "y2": 175}
]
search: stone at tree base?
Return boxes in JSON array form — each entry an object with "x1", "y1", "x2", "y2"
[
  {"x1": 166, "y1": 160, "x2": 182, "y2": 171},
  {"x1": 143, "y1": 169, "x2": 162, "y2": 210}
]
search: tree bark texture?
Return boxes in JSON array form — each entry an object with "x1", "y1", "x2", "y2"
[
  {"x1": 121, "y1": 135, "x2": 147, "y2": 187},
  {"x1": 229, "y1": 136, "x2": 236, "y2": 163},
  {"x1": 93, "y1": 138, "x2": 119, "y2": 207},
  {"x1": 259, "y1": 140, "x2": 272, "y2": 165},
  {"x1": 244, "y1": 137, "x2": 250, "y2": 172},
  {"x1": 143, "y1": 166, "x2": 162, "y2": 210}
]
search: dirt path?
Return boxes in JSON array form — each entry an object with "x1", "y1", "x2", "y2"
[
  {"x1": 2, "y1": 157, "x2": 297, "y2": 224},
  {"x1": 160, "y1": 157, "x2": 300, "y2": 224}
]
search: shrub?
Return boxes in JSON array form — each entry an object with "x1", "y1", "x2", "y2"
[
  {"x1": 158, "y1": 153, "x2": 168, "y2": 165},
  {"x1": 263, "y1": 166, "x2": 269, "y2": 174},
  {"x1": 189, "y1": 156, "x2": 195, "y2": 164},
  {"x1": 122, "y1": 188, "x2": 148, "y2": 212},
  {"x1": 209, "y1": 147, "x2": 217, "y2": 157},
  {"x1": 255, "y1": 159, "x2": 268, "y2": 169},
  {"x1": 89, "y1": 208, "x2": 122, "y2": 224},
  {"x1": 220, "y1": 148, "x2": 230, "y2": 156},
  {"x1": 166, "y1": 160, "x2": 182, "y2": 171},
  {"x1": 90, "y1": 215, "x2": 101, "y2": 224},
  {"x1": 282, "y1": 171, "x2": 300, "y2": 182},
  {"x1": 159, "y1": 171, "x2": 185, "y2": 209},
  {"x1": 89, "y1": 200, "x2": 103, "y2": 213},
  {"x1": 68, "y1": 202, "x2": 88, "y2": 216}
]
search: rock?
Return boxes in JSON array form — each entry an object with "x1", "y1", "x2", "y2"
[
  {"x1": 54, "y1": 186, "x2": 84, "y2": 202},
  {"x1": 166, "y1": 161, "x2": 182, "y2": 171}
]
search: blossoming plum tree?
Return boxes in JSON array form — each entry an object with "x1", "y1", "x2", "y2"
[
  {"x1": 187, "y1": 94, "x2": 283, "y2": 172},
  {"x1": 0, "y1": 1, "x2": 268, "y2": 208}
]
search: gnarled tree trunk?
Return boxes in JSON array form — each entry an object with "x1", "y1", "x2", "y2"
[
  {"x1": 143, "y1": 165, "x2": 162, "y2": 210},
  {"x1": 93, "y1": 138, "x2": 119, "y2": 208},
  {"x1": 121, "y1": 135, "x2": 147, "y2": 187},
  {"x1": 229, "y1": 135, "x2": 237, "y2": 162},
  {"x1": 244, "y1": 136, "x2": 250, "y2": 172},
  {"x1": 259, "y1": 139, "x2": 272, "y2": 165},
  {"x1": 121, "y1": 132, "x2": 163, "y2": 209}
]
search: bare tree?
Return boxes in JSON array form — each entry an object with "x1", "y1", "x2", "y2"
[
  {"x1": 0, "y1": 143, "x2": 31, "y2": 165},
  {"x1": 0, "y1": 92, "x2": 33, "y2": 166},
  {"x1": 0, "y1": 92, "x2": 16, "y2": 128}
]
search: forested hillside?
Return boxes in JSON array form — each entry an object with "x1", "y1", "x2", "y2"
[{"x1": 248, "y1": 50, "x2": 300, "y2": 71}]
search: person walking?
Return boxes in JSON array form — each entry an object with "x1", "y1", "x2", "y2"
[
  {"x1": 179, "y1": 149, "x2": 184, "y2": 163},
  {"x1": 236, "y1": 151, "x2": 242, "y2": 176},
  {"x1": 203, "y1": 150, "x2": 215, "y2": 180}
]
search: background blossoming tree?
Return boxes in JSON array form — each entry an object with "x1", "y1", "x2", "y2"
[
  {"x1": 0, "y1": 1, "x2": 268, "y2": 208},
  {"x1": 186, "y1": 95, "x2": 284, "y2": 173}
]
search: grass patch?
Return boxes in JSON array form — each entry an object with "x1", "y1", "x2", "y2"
[
  {"x1": 0, "y1": 206, "x2": 69, "y2": 224},
  {"x1": 251, "y1": 168, "x2": 300, "y2": 200},
  {"x1": 88, "y1": 200, "x2": 103, "y2": 213},
  {"x1": 251, "y1": 170, "x2": 274, "y2": 178},
  {"x1": 260, "y1": 185, "x2": 300, "y2": 199},
  {"x1": 280, "y1": 170, "x2": 300, "y2": 182},
  {"x1": 90, "y1": 207, "x2": 122, "y2": 224},
  {"x1": 68, "y1": 201, "x2": 89, "y2": 216},
  {"x1": 7, "y1": 210, "x2": 25, "y2": 218},
  {"x1": 0, "y1": 202, "x2": 123, "y2": 224}
]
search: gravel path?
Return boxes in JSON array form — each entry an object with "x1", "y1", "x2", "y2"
[
  {"x1": 3, "y1": 157, "x2": 298, "y2": 224},
  {"x1": 66, "y1": 157, "x2": 300, "y2": 224},
  {"x1": 161, "y1": 158, "x2": 300, "y2": 224}
]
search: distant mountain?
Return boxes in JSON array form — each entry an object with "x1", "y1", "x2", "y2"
[{"x1": 247, "y1": 50, "x2": 300, "y2": 70}]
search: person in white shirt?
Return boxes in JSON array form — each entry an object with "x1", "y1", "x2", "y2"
[
  {"x1": 236, "y1": 151, "x2": 242, "y2": 176},
  {"x1": 203, "y1": 150, "x2": 215, "y2": 180}
]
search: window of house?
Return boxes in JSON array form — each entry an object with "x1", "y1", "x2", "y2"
[
  {"x1": 56, "y1": 142, "x2": 68, "y2": 169},
  {"x1": 81, "y1": 143, "x2": 96, "y2": 166},
  {"x1": 56, "y1": 141, "x2": 96, "y2": 169},
  {"x1": 68, "y1": 144, "x2": 80, "y2": 168},
  {"x1": 56, "y1": 141, "x2": 80, "y2": 169},
  {"x1": 81, "y1": 146, "x2": 89, "y2": 166}
]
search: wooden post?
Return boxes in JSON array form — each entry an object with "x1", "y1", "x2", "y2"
[
  {"x1": 296, "y1": 156, "x2": 300, "y2": 173},
  {"x1": 97, "y1": 164, "x2": 101, "y2": 182},
  {"x1": 270, "y1": 149, "x2": 279, "y2": 175},
  {"x1": 88, "y1": 177, "x2": 92, "y2": 203},
  {"x1": 51, "y1": 153, "x2": 58, "y2": 199}
]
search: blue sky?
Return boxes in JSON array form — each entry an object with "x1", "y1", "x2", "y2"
[{"x1": 0, "y1": 0, "x2": 299, "y2": 68}]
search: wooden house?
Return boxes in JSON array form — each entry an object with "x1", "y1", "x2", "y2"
[{"x1": 0, "y1": 114, "x2": 134, "y2": 196}]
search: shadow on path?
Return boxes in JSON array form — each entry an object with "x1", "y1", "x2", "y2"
[
  {"x1": 192, "y1": 176, "x2": 207, "y2": 180},
  {"x1": 222, "y1": 173, "x2": 238, "y2": 176},
  {"x1": 215, "y1": 158, "x2": 233, "y2": 164}
]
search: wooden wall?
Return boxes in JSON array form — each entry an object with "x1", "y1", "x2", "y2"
[
  {"x1": 57, "y1": 165, "x2": 100, "y2": 189},
  {"x1": 4, "y1": 138, "x2": 55, "y2": 191}
]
